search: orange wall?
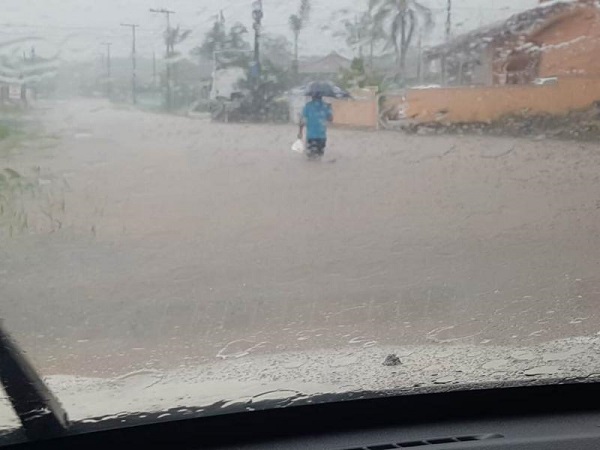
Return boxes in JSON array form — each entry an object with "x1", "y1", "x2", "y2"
[
  {"x1": 536, "y1": 8, "x2": 600, "y2": 77},
  {"x1": 399, "y1": 77, "x2": 600, "y2": 123},
  {"x1": 330, "y1": 98, "x2": 379, "y2": 129}
]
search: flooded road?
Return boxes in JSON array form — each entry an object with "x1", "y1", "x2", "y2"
[{"x1": 2, "y1": 99, "x2": 600, "y2": 376}]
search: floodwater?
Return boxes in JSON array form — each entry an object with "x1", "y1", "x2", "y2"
[{"x1": 2, "y1": 98, "x2": 600, "y2": 377}]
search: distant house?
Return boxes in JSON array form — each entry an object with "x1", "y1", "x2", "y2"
[
  {"x1": 426, "y1": 0, "x2": 600, "y2": 86},
  {"x1": 371, "y1": 50, "x2": 423, "y2": 84},
  {"x1": 299, "y1": 52, "x2": 351, "y2": 80}
]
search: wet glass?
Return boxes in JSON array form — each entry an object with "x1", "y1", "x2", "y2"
[
  {"x1": 1, "y1": 0, "x2": 600, "y2": 443},
  {"x1": 0, "y1": 393, "x2": 19, "y2": 435}
]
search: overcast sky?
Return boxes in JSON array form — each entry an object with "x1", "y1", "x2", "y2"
[{"x1": 1, "y1": 0, "x2": 540, "y2": 61}]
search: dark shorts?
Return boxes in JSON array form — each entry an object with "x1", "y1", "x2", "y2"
[{"x1": 307, "y1": 138, "x2": 326, "y2": 154}]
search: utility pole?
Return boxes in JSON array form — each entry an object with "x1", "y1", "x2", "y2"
[
  {"x1": 446, "y1": 0, "x2": 452, "y2": 41},
  {"x1": 251, "y1": 0, "x2": 263, "y2": 77},
  {"x1": 417, "y1": 34, "x2": 423, "y2": 84},
  {"x1": 441, "y1": 0, "x2": 451, "y2": 86},
  {"x1": 150, "y1": 8, "x2": 175, "y2": 109},
  {"x1": 152, "y1": 51, "x2": 157, "y2": 88},
  {"x1": 121, "y1": 23, "x2": 139, "y2": 105},
  {"x1": 102, "y1": 42, "x2": 112, "y2": 98},
  {"x1": 30, "y1": 46, "x2": 37, "y2": 100}
]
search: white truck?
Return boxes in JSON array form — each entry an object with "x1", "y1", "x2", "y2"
[
  {"x1": 209, "y1": 66, "x2": 246, "y2": 121},
  {"x1": 210, "y1": 67, "x2": 245, "y2": 101}
]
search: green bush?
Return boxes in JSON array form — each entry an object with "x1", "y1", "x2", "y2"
[
  {"x1": 0, "y1": 124, "x2": 10, "y2": 140},
  {"x1": 338, "y1": 57, "x2": 384, "y2": 92}
]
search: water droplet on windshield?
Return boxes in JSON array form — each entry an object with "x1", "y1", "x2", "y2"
[
  {"x1": 436, "y1": 349, "x2": 455, "y2": 358},
  {"x1": 433, "y1": 375, "x2": 456, "y2": 385},
  {"x1": 482, "y1": 359, "x2": 509, "y2": 370},
  {"x1": 543, "y1": 347, "x2": 586, "y2": 362},
  {"x1": 216, "y1": 340, "x2": 267, "y2": 359},
  {"x1": 251, "y1": 390, "x2": 303, "y2": 402},
  {"x1": 523, "y1": 366, "x2": 560, "y2": 377},
  {"x1": 330, "y1": 354, "x2": 359, "y2": 367},
  {"x1": 511, "y1": 351, "x2": 537, "y2": 361},
  {"x1": 569, "y1": 317, "x2": 588, "y2": 324},
  {"x1": 383, "y1": 354, "x2": 402, "y2": 367}
]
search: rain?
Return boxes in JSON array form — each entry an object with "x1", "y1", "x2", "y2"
[{"x1": 1, "y1": 0, "x2": 600, "y2": 438}]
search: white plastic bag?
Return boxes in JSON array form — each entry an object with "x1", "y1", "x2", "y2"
[{"x1": 291, "y1": 139, "x2": 305, "y2": 154}]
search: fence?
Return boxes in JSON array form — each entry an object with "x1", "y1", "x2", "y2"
[
  {"x1": 330, "y1": 97, "x2": 379, "y2": 129},
  {"x1": 388, "y1": 77, "x2": 600, "y2": 124}
]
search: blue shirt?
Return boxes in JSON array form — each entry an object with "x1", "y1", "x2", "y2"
[{"x1": 303, "y1": 100, "x2": 333, "y2": 140}]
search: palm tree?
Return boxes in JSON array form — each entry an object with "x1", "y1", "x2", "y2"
[
  {"x1": 335, "y1": 10, "x2": 385, "y2": 72},
  {"x1": 165, "y1": 26, "x2": 192, "y2": 58},
  {"x1": 336, "y1": 15, "x2": 367, "y2": 59},
  {"x1": 288, "y1": 0, "x2": 311, "y2": 75},
  {"x1": 163, "y1": 25, "x2": 191, "y2": 109},
  {"x1": 196, "y1": 13, "x2": 228, "y2": 59},
  {"x1": 227, "y1": 23, "x2": 250, "y2": 51},
  {"x1": 261, "y1": 34, "x2": 293, "y2": 68},
  {"x1": 370, "y1": 0, "x2": 433, "y2": 79},
  {"x1": 193, "y1": 14, "x2": 249, "y2": 68},
  {"x1": 364, "y1": 12, "x2": 386, "y2": 72}
]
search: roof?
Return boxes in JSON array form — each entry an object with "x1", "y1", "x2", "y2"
[
  {"x1": 426, "y1": 0, "x2": 586, "y2": 59},
  {"x1": 298, "y1": 51, "x2": 351, "y2": 74}
]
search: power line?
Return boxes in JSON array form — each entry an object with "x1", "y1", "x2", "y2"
[
  {"x1": 0, "y1": 23, "x2": 161, "y2": 34},
  {"x1": 150, "y1": 8, "x2": 175, "y2": 33}
]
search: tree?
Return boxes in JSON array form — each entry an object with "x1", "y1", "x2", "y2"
[
  {"x1": 193, "y1": 14, "x2": 250, "y2": 67},
  {"x1": 288, "y1": 0, "x2": 311, "y2": 75},
  {"x1": 234, "y1": 58, "x2": 293, "y2": 122},
  {"x1": 338, "y1": 57, "x2": 384, "y2": 91},
  {"x1": 196, "y1": 12, "x2": 228, "y2": 59},
  {"x1": 163, "y1": 25, "x2": 191, "y2": 109},
  {"x1": 370, "y1": 0, "x2": 433, "y2": 79},
  {"x1": 228, "y1": 23, "x2": 250, "y2": 51},
  {"x1": 165, "y1": 26, "x2": 192, "y2": 58},
  {"x1": 336, "y1": 15, "x2": 367, "y2": 58},
  {"x1": 334, "y1": 9, "x2": 385, "y2": 71},
  {"x1": 261, "y1": 34, "x2": 293, "y2": 69},
  {"x1": 338, "y1": 57, "x2": 367, "y2": 89}
]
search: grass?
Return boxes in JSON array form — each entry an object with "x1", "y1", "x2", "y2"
[
  {"x1": 0, "y1": 112, "x2": 48, "y2": 157},
  {"x1": 0, "y1": 166, "x2": 68, "y2": 237},
  {"x1": 0, "y1": 114, "x2": 48, "y2": 236},
  {"x1": 0, "y1": 167, "x2": 35, "y2": 237},
  {"x1": 0, "y1": 124, "x2": 10, "y2": 140},
  {"x1": 0, "y1": 115, "x2": 25, "y2": 144}
]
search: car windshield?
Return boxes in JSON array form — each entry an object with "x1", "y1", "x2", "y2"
[{"x1": 2, "y1": 0, "x2": 600, "y2": 443}]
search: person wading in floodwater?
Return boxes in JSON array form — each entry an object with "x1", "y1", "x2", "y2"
[{"x1": 298, "y1": 92, "x2": 333, "y2": 159}]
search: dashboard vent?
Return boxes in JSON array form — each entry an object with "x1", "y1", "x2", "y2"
[{"x1": 343, "y1": 434, "x2": 504, "y2": 449}]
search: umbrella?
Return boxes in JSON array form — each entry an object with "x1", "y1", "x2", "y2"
[{"x1": 304, "y1": 81, "x2": 351, "y2": 99}]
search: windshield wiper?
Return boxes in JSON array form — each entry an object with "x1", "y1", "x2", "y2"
[{"x1": 0, "y1": 320, "x2": 69, "y2": 440}]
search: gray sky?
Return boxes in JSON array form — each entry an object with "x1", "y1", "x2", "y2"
[{"x1": 1, "y1": 0, "x2": 539, "y2": 60}]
